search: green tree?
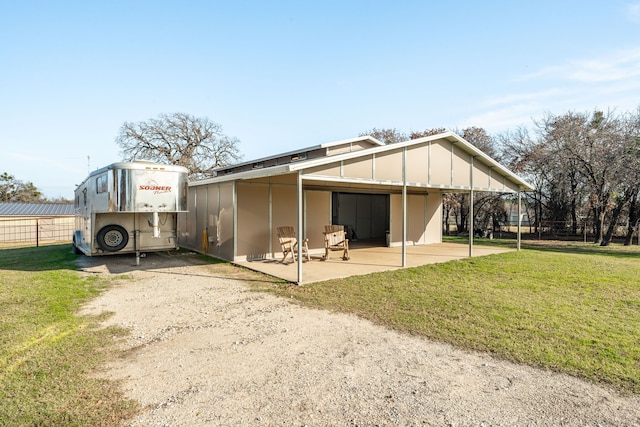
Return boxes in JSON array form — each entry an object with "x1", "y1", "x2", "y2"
[{"x1": 0, "y1": 172, "x2": 43, "y2": 202}]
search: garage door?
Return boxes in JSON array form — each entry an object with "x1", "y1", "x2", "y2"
[{"x1": 332, "y1": 193, "x2": 389, "y2": 240}]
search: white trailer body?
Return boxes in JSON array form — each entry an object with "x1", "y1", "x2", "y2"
[{"x1": 73, "y1": 161, "x2": 188, "y2": 256}]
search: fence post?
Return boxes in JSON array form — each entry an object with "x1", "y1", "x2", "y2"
[{"x1": 36, "y1": 218, "x2": 39, "y2": 247}]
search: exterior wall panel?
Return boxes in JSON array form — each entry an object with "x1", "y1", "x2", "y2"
[
  {"x1": 430, "y1": 140, "x2": 453, "y2": 186},
  {"x1": 406, "y1": 144, "x2": 429, "y2": 184},
  {"x1": 270, "y1": 174, "x2": 298, "y2": 185},
  {"x1": 305, "y1": 190, "x2": 331, "y2": 250},
  {"x1": 305, "y1": 164, "x2": 341, "y2": 177},
  {"x1": 237, "y1": 184, "x2": 269, "y2": 260},
  {"x1": 503, "y1": 176, "x2": 520, "y2": 192},
  {"x1": 452, "y1": 149, "x2": 471, "y2": 187},
  {"x1": 180, "y1": 186, "x2": 198, "y2": 250},
  {"x1": 195, "y1": 186, "x2": 208, "y2": 254},
  {"x1": 271, "y1": 185, "x2": 297, "y2": 258},
  {"x1": 206, "y1": 186, "x2": 220, "y2": 256},
  {"x1": 390, "y1": 194, "x2": 403, "y2": 245},
  {"x1": 218, "y1": 183, "x2": 235, "y2": 261},
  {"x1": 408, "y1": 194, "x2": 426, "y2": 244},
  {"x1": 343, "y1": 156, "x2": 373, "y2": 180},
  {"x1": 425, "y1": 192, "x2": 443, "y2": 243},
  {"x1": 474, "y1": 161, "x2": 492, "y2": 190},
  {"x1": 374, "y1": 149, "x2": 403, "y2": 182}
]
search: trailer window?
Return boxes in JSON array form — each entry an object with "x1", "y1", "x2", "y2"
[{"x1": 96, "y1": 174, "x2": 108, "y2": 194}]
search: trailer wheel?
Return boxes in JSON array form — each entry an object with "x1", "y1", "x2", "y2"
[
  {"x1": 96, "y1": 225, "x2": 129, "y2": 252},
  {"x1": 72, "y1": 235, "x2": 81, "y2": 255}
]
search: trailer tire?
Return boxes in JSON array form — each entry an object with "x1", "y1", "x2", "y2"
[
  {"x1": 72, "y1": 236, "x2": 81, "y2": 255},
  {"x1": 96, "y1": 225, "x2": 129, "y2": 252}
]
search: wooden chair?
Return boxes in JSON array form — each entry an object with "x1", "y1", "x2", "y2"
[
  {"x1": 276, "y1": 226, "x2": 310, "y2": 263},
  {"x1": 323, "y1": 225, "x2": 350, "y2": 260}
]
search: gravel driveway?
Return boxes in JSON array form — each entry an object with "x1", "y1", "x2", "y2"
[{"x1": 79, "y1": 252, "x2": 640, "y2": 426}]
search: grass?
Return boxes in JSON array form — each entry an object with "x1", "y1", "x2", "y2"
[
  {"x1": 250, "y1": 239, "x2": 640, "y2": 394},
  {"x1": 0, "y1": 244, "x2": 139, "y2": 426}
]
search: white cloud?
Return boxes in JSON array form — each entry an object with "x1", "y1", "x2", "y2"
[
  {"x1": 463, "y1": 103, "x2": 547, "y2": 133},
  {"x1": 568, "y1": 49, "x2": 640, "y2": 83},
  {"x1": 466, "y1": 47, "x2": 640, "y2": 132},
  {"x1": 518, "y1": 47, "x2": 640, "y2": 84},
  {"x1": 628, "y1": 2, "x2": 640, "y2": 23},
  {"x1": 483, "y1": 88, "x2": 563, "y2": 108}
]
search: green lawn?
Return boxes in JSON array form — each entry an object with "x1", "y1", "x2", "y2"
[
  {"x1": 251, "y1": 240, "x2": 640, "y2": 394},
  {"x1": 0, "y1": 244, "x2": 138, "y2": 426}
]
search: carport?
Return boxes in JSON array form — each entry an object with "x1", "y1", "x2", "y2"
[{"x1": 179, "y1": 132, "x2": 532, "y2": 284}]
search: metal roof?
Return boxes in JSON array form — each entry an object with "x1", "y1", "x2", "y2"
[
  {"x1": 0, "y1": 202, "x2": 75, "y2": 216},
  {"x1": 211, "y1": 135, "x2": 384, "y2": 176}
]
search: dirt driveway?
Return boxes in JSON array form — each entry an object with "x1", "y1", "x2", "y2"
[{"x1": 79, "y1": 252, "x2": 640, "y2": 426}]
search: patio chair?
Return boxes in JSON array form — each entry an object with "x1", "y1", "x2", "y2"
[
  {"x1": 276, "y1": 226, "x2": 310, "y2": 263},
  {"x1": 322, "y1": 225, "x2": 350, "y2": 260}
]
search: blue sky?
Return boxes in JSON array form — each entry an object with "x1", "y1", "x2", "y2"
[{"x1": 1, "y1": 1, "x2": 639, "y2": 199}]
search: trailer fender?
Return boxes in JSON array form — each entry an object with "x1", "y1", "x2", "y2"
[
  {"x1": 96, "y1": 225, "x2": 129, "y2": 252},
  {"x1": 72, "y1": 231, "x2": 83, "y2": 255}
]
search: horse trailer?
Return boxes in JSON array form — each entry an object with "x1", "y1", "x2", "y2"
[{"x1": 73, "y1": 161, "x2": 188, "y2": 259}]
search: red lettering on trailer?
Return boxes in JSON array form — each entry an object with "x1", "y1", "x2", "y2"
[{"x1": 139, "y1": 185, "x2": 172, "y2": 191}]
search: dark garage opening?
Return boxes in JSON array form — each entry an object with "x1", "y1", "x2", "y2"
[{"x1": 331, "y1": 192, "x2": 389, "y2": 243}]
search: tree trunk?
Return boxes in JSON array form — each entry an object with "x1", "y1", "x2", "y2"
[
  {"x1": 570, "y1": 180, "x2": 578, "y2": 235},
  {"x1": 591, "y1": 207, "x2": 600, "y2": 243},
  {"x1": 624, "y1": 195, "x2": 639, "y2": 246},
  {"x1": 534, "y1": 190, "x2": 541, "y2": 235},
  {"x1": 601, "y1": 198, "x2": 626, "y2": 246},
  {"x1": 444, "y1": 207, "x2": 451, "y2": 236},
  {"x1": 597, "y1": 211, "x2": 605, "y2": 244},
  {"x1": 457, "y1": 195, "x2": 468, "y2": 233}
]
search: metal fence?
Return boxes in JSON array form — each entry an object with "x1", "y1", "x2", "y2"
[{"x1": 0, "y1": 216, "x2": 74, "y2": 246}]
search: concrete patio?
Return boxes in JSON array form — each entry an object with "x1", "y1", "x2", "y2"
[{"x1": 236, "y1": 241, "x2": 513, "y2": 284}]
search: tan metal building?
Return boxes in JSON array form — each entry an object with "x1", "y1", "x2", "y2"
[
  {"x1": 0, "y1": 202, "x2": 75, "y2": 244},
  {"x1": 178, "y1": 132, "x2": 532, "y2": 283}
]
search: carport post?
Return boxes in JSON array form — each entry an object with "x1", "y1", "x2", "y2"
[
  {"x1": 469, "y1": 188, "x2": 474, "y2": 257},
  {"x1": 297, "y1": 171, "x2": 303, "y2": 284},
  {"x1": 469, "y1": 156, "x2": 474, "y2": 258},
  {"x1": 402, "y1": 148, "x2": 407, "y2": 267},
  {"x1": 517, "y1": 189, "x2": 522, "y2": 251}
]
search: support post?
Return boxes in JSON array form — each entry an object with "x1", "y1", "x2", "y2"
[
  {"x1": 469, "y1": 156, "x2": 474, "y2": 258},
  {"x1": 517, "y1": 189, "x2": 522, "y2": 251},
  {"x1": 402, "y1": 148, "x2": 407, "y2": 267},
  {"x1": 469, "y1": 189, "x2": 474, "y2": 257},
  {"x1": 297, "y1": 171, "x2": 303, "y2": 284}
]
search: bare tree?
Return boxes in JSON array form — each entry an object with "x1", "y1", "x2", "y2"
[
  {"x1": 116, "y1": 113, "x2": 242, "y2": 179},
  {"x1": 620, "y1": 107, "x2": 640, "y2": 245},
  {"x1": 536, "y1": 110, "x2": 627, "y2": 244},
  {"x1": 359, "y1": 128, "x2": 408, "y2": 144},
  {"x1": 497, "y1": 127, "x2": 543, "y2": 233},
  {"x1": 409, "y1": 127, "x2": 447, "y2": 140}
]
